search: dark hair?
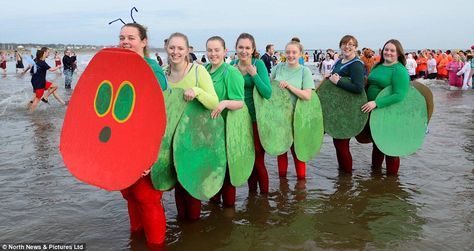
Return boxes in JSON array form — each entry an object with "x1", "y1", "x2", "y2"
[
  {"x1": 265, "y1": 44, "x2": 274, "y2": 52},
  {"x1": 35, "y1": 49, "x2": 46, "y2": 62},
  {"x1": 235, "y1": 33, "x2": 258, "y2": 58},
  {"x1": 121, "y1": 23, "x2": 149, "y2": 57},
  {"x1": 291, "y1": 37, "x2": 300, "y2": 43},
  {"x1": 375, "y1": 39, "x2": 406, "y2": 67},
  {"x1": 206, "y1": 36, "x2": 226, "y2": 50},
  {"x1": 339, "y1": 35, "x2": 358, "y2": 48}
]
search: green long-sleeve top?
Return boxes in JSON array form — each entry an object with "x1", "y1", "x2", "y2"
[
  {"x1": 167, "y1": 63, "x2": 219, "y2": 110},
  {"x1": 367, "y1": 62, "x2": 410, "y2": 108},
  {"x1": 205, "y1": 63, "x2": 245, "y2": 118},
  {"x1": 231, "y1": 58, "x2": 272, "y2": 122},
  {"x1": 144, "y1": 56, "x2": 167, "y2": 91},
  {"x1": 331, "y1": 57, "x2": 365, "y2": 94}
]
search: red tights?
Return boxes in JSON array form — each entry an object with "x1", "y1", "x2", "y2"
[
  {"x1": 277, "y1": 145, "x2": 306, "y2": 179},
  {"x1": 121, "y1": 175, "x2": 165, "y2": 246},
  {"x1": 174, "y1": 183, "x2": 201, "y2": 221},
  {"x1": 371, "y1": 144, "x2": 400, "y2": 175},
  {"x1": 333, "y1": 138, "x2": 353, "y2": 173},
  {"x1": 210, "y1": 171, "x2": 236, "y2": 207},
  {"x1": 247, "y1": 123, "x2": 269, "y2": 194}
]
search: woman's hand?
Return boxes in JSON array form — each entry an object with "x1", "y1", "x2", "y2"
[
  {"x1": 361, "y1": 101, "x2": 377, "y2": 113},
  {"x1": 184, "y1": 89, "x2": 196, "y2": 101},
  {"x1": 279, "y1": 80, "x2": 289, "y2": 89},
  {"x1": 141, "y1": 168, "x2": 151, "y2": 177},
  {"x1": 211, "y1": 101, "x2": 228, "y2": 119},
  {"x1": 329, "y1": 73, "x2": 340, "y2": 84},
  {"x1": 247, "y1": 65, "x2": 257, "y2": 76}
]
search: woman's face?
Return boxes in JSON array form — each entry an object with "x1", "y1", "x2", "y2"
[
  {"x1": 119, "y1": 26, "x2": 146, "y2": 56},
  {"x1": 340, "y1": 39, "x2": 356, "y2": 59},
  {"x1": 236, "y1": 38, "x2": 254, "y2": 61},
  {"x1": 167, "y1": 36, "x2": 189, "y2": 65},
  {"x1": 206, "y1": 40, "x2": 227, "y2": 66},
  {"x1": 285, "y1": 44, "x2": 301, "y2": 66},
  {"x1": 383, "y1": 42, "x2": 398, "y2": 64}
]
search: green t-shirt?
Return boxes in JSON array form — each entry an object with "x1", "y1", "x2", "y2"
[
  {"x1": 271, "y1": 62, "x2": 314, "y2": 104},
  {"x1": 144, "y1": 56, "x2": 167, "y2": 91},
  {"x1": 230, "y1": 58, "x2": 271, "y2": 122},
  {"x1": 332, "y1": 57, "x2": 365, "y2": 94},
  {"x1": 367, "y1": 62, "x2": 410, "y2": 108},
  {"x1": 205, "y1": 63, "x2": 245, "y2": 118}
]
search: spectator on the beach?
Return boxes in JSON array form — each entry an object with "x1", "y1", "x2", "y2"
[
  {"x1": 155, "y1": 52, "x2": 163, "y2": 66},
  {"x1": 188, "y1": 46, "x2": 200, "y2": 64},
  {"x1": 54, "y1": 51, "x2": 62, "y2": 73},
  {"x1": 0, "y1": 51, "x2": 7, "y2": 76},
  {"x1": 201, "y1": 54, "x2": 207, "y2": 63},
  {"x1": 313, "y1": 50, "x2": 318, "y2": 62},
  {"x1": 15, "y1": 50, "x2": 24, "y2": 73},
  {"x1": 62, "y1": 49, "x2": 77, "y2": 89},
  {"x1": 416, "y1": 51, "x2": 428, "y2": 78},
  {"x1": 446, "y1": 53, "x2": 464, "y2": 90},
  {"x1": 427, "y1": 53, "x2": 438, "y2": 79},
  {"x1": 321, "y1": 52, "x2": 334, "y2": 77},
  {"x1": 304, "y1": 52, "x2": 309, "y2": 62},
  {"x1": 260, "y1": 44, "x2": 275, "y2": 74},
  {"x1": 29, "y1": 47, "x2": 66, "y2": 113},
  {"x1": 360, "y1": 48, "x2": 376, "y2": 75},
  {"x1": 405, "y1": 53, "x2": 417, "y2": 80},
  {"x1": 457, "y1": 54, "x2": 472, "y2": 90},
  {"x1": 437, "y1": 53, "x2": 449, "y2": 79}
]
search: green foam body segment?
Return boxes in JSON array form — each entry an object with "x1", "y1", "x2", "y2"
[
  {"x1": 370, "y1": 86, "x2": 428, "y2": 156},
  {"x1": 151, "y1": 88, "x2": 187, "y2": 191},
  {"x1": 293, "y1": 91, "x2": 324, "y2": 161},
  {"x1": 226, "y1": 105, "x2": 255, "y2": 187},
  {"x1": 317, "y1": 79, "x2": 368, "y2": 139},
  {"x1": 253, "y1": 80, "x2": 294, "y2": 156},
  {"x1": 173, "y1": 100, "x2": 226, "y2": 200}
]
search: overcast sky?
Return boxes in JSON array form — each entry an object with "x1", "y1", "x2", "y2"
[{"x1": 2, "y1": 0, "x2": 473, "y2": 51}]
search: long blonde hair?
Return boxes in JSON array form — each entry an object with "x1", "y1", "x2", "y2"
[{"x1": 166, "y1": 32, "x2": 190, "y2": 76}]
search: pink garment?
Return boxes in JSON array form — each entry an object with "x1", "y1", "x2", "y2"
[{"x1": 446, "y1": 61, "x2": 464, "y2": 87}]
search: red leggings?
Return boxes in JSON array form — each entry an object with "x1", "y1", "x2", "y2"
[
  {"x1": 120, "y1": 175, "x2": 165, "y2": 245},
  {"x1": 371, "y1": 144, "x2": 400, "y2": 175},
  {"x1": 277, "y1": 145, "x2": 306, "y2": 179},
  {"x1": 175, "y1": 183, "x2": 201, "y2": 221},
  {"x1": 333, "y1": 138, "x2": 353, "y2": 173},
  {"x1": 247, "y1": 123, "x2": 269, "y2": 194},
  {"x1": 210, "y1": 171, "x2": 236, "y2": 207}
]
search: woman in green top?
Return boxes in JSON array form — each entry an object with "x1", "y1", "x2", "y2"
[
  {"x1": 272, "y1": 41, "x2": 314, "y2": 180},
  {"x1": 165, "y1": 32, "x2": 219, "y2": 221},
  {"x1": 231, "y1": 33, "x2": 272, "y2": 194},
  {"x1": 361, "y1": 39, "x2": 410, "y2": 175},
  {"x1": 205, "y1": 36, "x2": 245, "y2": 207}
]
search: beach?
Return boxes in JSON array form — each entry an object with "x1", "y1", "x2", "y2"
[{"x1": 0, "y1": 57, "x2": 473, "y2": 250}]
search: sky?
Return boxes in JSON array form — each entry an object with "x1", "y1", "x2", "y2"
[{"x1": 2, "y1": 0, "x2": 473, "y2": 51}]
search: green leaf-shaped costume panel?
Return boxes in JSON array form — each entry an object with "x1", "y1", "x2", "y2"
[
  {"x1": 370, "y1": 86, "x2": 428, "y2": 156},
  {"x1": 317, "y1": 79, "x2": 368, "y2": 139},
  {"x1": 294, "y1": 91, "x2": 324, "y2": 161},
  {"x1": 173, "y1": 100, "x2": 226, "y2": 200},
  {"x1": 253, "y1": 80, "x2": 294, "y2": 156}
]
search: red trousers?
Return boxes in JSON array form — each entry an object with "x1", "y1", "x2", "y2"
[
  {"x1": 247, "y1": 123, "x2": 269, "y2": 194},
  {"x1": 211, "y1": 171, "x2": 236, "y2": 207},
  {"x1": 333, "y1": 138, "x2": 353, "y2": 173},
  {"x1": 277, "y1": 145, "x2": 306, "y2": 179},
  {"x1": 175, "y1": 183, "x2": 201, "y2": 221},
  {"x1": 371, "y1": 144, "x2": 400, "y2": 175},
  {"x1": 120, "y1": 175, "x2": 165, "y2": 245}
]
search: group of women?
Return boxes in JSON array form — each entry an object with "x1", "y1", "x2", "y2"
[{"x1": 111, "y1": 23, "x2": 411, "y2": 248}]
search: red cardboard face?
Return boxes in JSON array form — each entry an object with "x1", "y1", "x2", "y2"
[{"x1": 60, "y1": 48, "x2": 166, "y2": 191}]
